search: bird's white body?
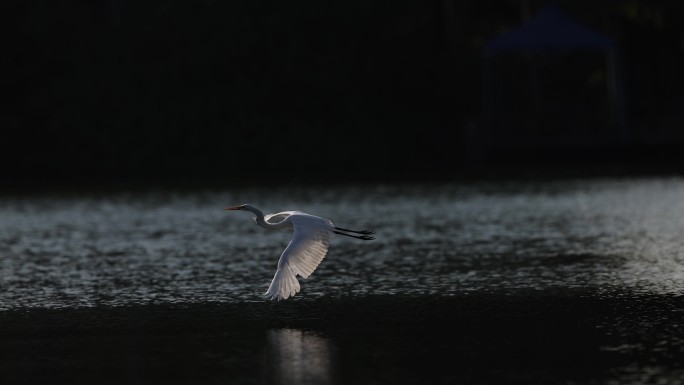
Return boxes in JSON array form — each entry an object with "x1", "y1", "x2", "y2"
[
  {"x1": 262, "y1": 211, "x2": 335, "y2": 300},
  {"x1": 226, "y1": 204, "x2": 373, "y2": 300}
]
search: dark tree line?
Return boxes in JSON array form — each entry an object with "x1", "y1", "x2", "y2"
[{"x1": 4, "y1": 0, "x2": 684, "y2": 185}]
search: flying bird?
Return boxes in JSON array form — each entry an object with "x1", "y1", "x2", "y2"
[{"x1": 225, "y1": 204, "x2": 374, "y2": 300}]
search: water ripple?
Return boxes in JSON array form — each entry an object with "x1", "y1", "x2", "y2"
[{"x1": 1, "y1": 178, "x2": 684, "y2": 310}]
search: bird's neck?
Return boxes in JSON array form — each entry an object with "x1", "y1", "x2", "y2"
[
  {"x1": 255, "y1": 216, "x2": 274, "y2": 229},
  {"x1": 245, "y1": 206, "x2": 277, "y2": 229}
]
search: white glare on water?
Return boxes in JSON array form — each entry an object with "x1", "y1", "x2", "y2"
[{"x1": 1, "y1": 178, "x2": 683, "y2": 310}]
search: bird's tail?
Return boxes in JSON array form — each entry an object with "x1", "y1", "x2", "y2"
[{"x1": 265, "y1": 266, "x2": 301, "y2": 301}]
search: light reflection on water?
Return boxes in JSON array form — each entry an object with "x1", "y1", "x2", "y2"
[
  {"x1": 266, "y1": 329, "x2": 335, "y2": 385},
  {"x1": 0, "y1": 177, "x2": 683, "y2": 309}
]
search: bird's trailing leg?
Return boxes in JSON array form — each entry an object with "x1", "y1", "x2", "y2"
[
  {"x1": 334, "y1": 228, "x2": 375, "y2": 240},
  {"x1": 334, "y1": 231, "x2": 375, "y2": 240},
  {"x1": 334, "y1": 226, "x2": 374, "y2": 235}
]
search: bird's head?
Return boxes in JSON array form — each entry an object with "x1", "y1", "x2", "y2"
[
  {"x1": 225, "y1": 204, "x2": 251, "y2": 211},
  {"x1": 225, "y1": 204, "x2": 262, "y2": 223}
]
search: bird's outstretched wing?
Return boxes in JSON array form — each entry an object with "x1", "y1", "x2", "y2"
[
  {"x1": 283, "y1": 217, "x2": 332, "y2": 278},
  {"x1": 264, "y1": 211, "x2": 295, "y2": 224},
  {"x1": 265, "y1": 215, "x2": 334, "y2": 300}
]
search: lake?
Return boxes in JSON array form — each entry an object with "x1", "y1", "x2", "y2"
[{"x1": 1, "y1": 178, "x2": 683, "y2": 384}]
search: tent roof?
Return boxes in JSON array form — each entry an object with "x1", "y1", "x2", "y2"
[{"x1": 485, "y1": 6, "x2": 614, "y2": 56}]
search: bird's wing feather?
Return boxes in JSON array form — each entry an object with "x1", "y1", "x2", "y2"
[
  {"x1": 264, "y1": 211, "x2": 297, "y2": 224},
  {"x1": 278, "y1": 215, "x2": 334, "y2": 279}
]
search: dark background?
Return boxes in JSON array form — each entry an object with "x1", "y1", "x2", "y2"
[{"x1": 4, "y1": 0, "x2": 684, "y2": 187}]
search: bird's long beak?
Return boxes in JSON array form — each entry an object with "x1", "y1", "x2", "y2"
[{"x1": 225, "y1": 206, "x2": 242, "y2": 211}]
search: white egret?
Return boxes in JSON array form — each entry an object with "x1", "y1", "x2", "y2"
[{"x1": 225, "y1": 204, "x2": 374, "y2": 300}]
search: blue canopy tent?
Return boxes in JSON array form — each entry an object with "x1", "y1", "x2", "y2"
[
  {"x1": 485, "y1": 6, "x2": 615, "y2": 56},
  {"x1": 476, "y1": 6, "x2": 627, "y2": 161}
]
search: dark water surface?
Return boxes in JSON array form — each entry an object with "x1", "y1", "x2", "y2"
[{"x1": 1, "y1": 178, "x2": 684, "y2": 384}]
